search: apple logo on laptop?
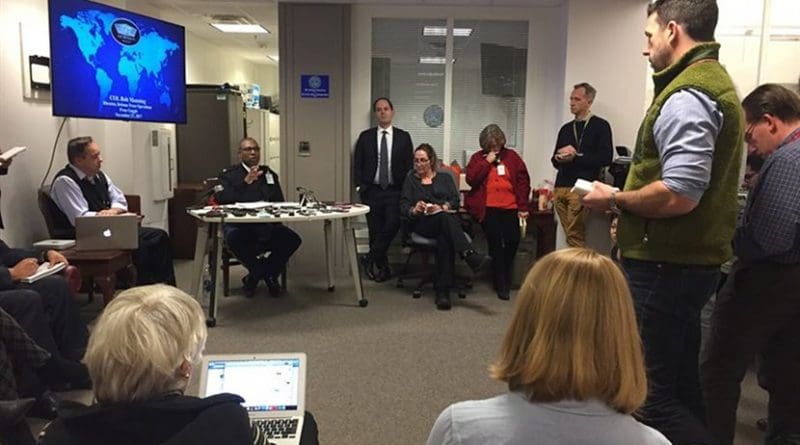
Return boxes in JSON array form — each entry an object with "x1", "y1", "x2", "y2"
[{"x1": 103, "y1": 229, "x2": 112, "y2": 238}]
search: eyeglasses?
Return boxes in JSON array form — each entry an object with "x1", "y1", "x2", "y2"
[
  {"x1": 744, "y1": 116, "x2": 764, "y2": 144},
  {"x1": 240, "y1": 146, "x2": 259, "y2": 152},
  {"x1": 414, "y1": 158, "x2": 430, "y2": 164}
]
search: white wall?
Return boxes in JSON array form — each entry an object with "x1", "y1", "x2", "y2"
[{"x1": 0, "y1": 0, "x2": 275, "y2": 247}]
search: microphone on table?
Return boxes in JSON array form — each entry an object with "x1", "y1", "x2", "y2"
[{"x1": 191, "y1": 184, "x2": 224, "y2": 208}]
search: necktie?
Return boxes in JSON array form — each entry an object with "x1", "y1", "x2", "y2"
[{"x1": 379, "y1": 130, "x2": 389, "y2": 190}]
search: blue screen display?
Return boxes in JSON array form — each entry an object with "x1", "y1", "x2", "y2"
[{"x1": 49, "y1": 0, "x2": 186, "y2": 123}]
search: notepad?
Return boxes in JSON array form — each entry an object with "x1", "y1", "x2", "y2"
[
  {"x1": 0, "y1": 146, "x2": 27, "y2": 162},
  {"x1": 20, "y1": 262, "x2": 66, "y2": 284}
]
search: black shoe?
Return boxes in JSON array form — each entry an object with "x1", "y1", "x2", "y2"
[
  {"x1": 0, "y1": 399, "x2": 35, "y2": 428},
  {"x1": 496, "y1": 288, "x2": 510, "y2": 301},
  {"x1": 29, "y1": 391, "x2": 60, "y2": 420},
  {"x1": 435, "y1": 292, "x2": 451, "y2": 310},
  {"x1": 242, "y1": 275, "x2": 258, "y2": 299},
  {"x1": 463, "y1": 250, "x2": 490, "y2": 273},
  {"x1": 374, "y1": 265, "x2": 392, "y2": 283},
  {"x1": 359, "y1": 255, "x2": 376, "y2": 281},
  {"x1": 264, "y1": 276, "x2": 281, "y2": 298}
]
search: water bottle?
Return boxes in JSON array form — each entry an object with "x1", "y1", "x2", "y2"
[{"x1": 201, "y1": 262, "x2": 212, "y2": 307}]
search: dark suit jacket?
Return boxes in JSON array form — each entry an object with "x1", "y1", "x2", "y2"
[
  {"x1": 216, "y1": 164, "x2": 285, "y2": 204},
  {"x1": 353, "y1": 127, "x2": 414, "y2": 190}
]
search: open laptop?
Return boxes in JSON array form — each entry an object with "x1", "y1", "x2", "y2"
[
  {"x1": 199, "y1": 353, "x2": 307, "y2": 445},
  {"x1": 74, "y1": 214, "x2": 139, "y2": 250}
]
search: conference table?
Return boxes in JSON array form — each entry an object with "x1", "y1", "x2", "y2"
[{"x1": 187, "y1": 202, "x2": 370, "y2": 327}]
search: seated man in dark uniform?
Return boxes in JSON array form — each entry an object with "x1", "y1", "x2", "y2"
[
  {"x1": 216, "y1": 137, "x2": 302, "y2": 298},
  {"x1": 49, "y1": 136, "x2": 176, "y2": 286}
]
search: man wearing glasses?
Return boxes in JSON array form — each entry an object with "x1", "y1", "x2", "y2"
[
  {"x1": 216, "y1": 137, "x2": 301, "y2": 298},
  {"x1": 582, "y1": 1, "x2": 743, "y2": 443},
  {"x1": 702, "y1": 84, "x2": 800, "y2": 445}
]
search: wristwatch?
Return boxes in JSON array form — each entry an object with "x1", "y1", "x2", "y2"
[{"x1": 609, "y1": 189, "x2": 622, "y2": 215}]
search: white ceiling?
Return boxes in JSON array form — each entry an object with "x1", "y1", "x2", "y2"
[{"x1": 123, "y1": 0, "x2": 564, "y2": 65}]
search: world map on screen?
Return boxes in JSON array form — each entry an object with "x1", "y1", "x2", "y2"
[{"x1": 50, "y1": 3, "x2": 185, "y2": 123}]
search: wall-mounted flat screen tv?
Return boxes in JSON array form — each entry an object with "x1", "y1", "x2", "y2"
[{"x1": 49, "y1": 0, "x2": 187, "y2": 123}]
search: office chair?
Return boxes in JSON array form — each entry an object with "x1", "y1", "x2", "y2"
[{"x1": 395, "y1": 220, "x2": 473, "y2": 300}]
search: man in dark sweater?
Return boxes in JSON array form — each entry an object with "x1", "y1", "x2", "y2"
[
  {"x1": 216, "y1": 137, "x2": 301, "y2": 298},
  {"x1": 550, "y1": 82, "x2": 613, "y2": 247},
  {"x1": 50, "y1": 137, "x2": 175, "y2": 286}
]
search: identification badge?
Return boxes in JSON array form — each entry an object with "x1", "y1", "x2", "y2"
[
  {"x1": 497, "y1": 164, "x2": 506, "y2": 176},
  {"x1": 265, "y1": 173, "x2": 275, "y2": 185}
]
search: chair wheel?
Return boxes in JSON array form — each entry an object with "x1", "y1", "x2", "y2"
[
  {"x1": 458, "y1": 292, "x2": 466, "y2": 299},
  {"x1": 206, "y1": 318, "x2": 217, "y2": 328},
  {"x1": 358, "y1": 299, "x2": 369, "y2": 307},
  {"x1": 412, "y1": 290, "x2": 422, "y2": 299}
]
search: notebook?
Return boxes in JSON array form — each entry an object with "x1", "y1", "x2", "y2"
[
  {"x1": 199, "y1": 353, "x2": 307, "y2": 445},
  {"x1": 74, "y1": 214, "x2": 139, "y2": 251}
]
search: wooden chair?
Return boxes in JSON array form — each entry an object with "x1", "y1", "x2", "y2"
[{"x1": 37, "y1": 188, "x2": 137, "y2": 305}]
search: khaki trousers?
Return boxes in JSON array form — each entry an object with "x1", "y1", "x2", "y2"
[{"x1": 553, "y1": 187, "x2": 586, "y2": 247}]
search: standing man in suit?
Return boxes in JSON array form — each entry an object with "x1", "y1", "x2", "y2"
[
  {"x1": 353, "y1": 97, "x2": 414, "y2": 282},
  {"x1": 216, "y1": 137, "x2": 302, "y2": 298}
]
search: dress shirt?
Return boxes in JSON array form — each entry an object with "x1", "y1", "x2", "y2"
[
  {"x1": 373, "y1": 125, "x2": 394, "y2": 185},
  {"x1": 50, "y1": 164, "x2": 128, "y2": 225},
  {"x1": 734, "y1": 128, "x2": 800, "y2": 264},
  {"x1": 653, "y1": 88, "x2": 723, "y2": 202}
]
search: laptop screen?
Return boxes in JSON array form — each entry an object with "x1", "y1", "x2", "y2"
[{"x1": 203, "y1": 358, "x2": 302, "y2": 413}]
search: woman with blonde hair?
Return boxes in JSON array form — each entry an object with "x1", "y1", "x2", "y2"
[
  {"x1": 39, "y1": 284, "x2": 319, "y2": 445},
  {"x1": 427, "y1": 248, "x2": 670, "y2": 445}
]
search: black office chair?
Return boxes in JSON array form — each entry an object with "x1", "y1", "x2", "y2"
[{"x1": 395, "y1": 221, "x2": 473, "y2": 300}]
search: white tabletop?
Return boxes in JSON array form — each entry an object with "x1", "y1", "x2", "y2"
[{"x1": 187, "y1": 202, "x2": 369, "y2": 223}]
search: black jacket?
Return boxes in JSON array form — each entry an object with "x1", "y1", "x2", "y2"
[
  {"x1": 0, "y1": 240, "x2": 37, "y2": 291},
  {"x1": 353, "y1": 126, "x2": 414, "y2": 190},
  {"x1": 38, "y1": 393, "x2": 252, "y2": 445},
  {"x1": 216, "y1": 164, "x2": 285, "y2": 204}
]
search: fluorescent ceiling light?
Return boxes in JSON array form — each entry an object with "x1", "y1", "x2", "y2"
[
  {"x1": 210, "y1": 23, "x2": 270, "y2": 34},
  {"x1": 419, "y1": 57, "x2": 446, "y2": 64},
  {"x1": 423, "y1": 26, "x2": 472, "y2": 37},
  {"x1": 418, "y1": 72, "x2": 445, "y2": 77},
  {"x1": 415, "y1": 82, "x2": 439, "y2": 87}
]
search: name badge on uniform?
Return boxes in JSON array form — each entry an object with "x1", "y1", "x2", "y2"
[
  {"x1": 265, "y1": 173, "x2": 275, "y2": 185},
  {"x1": 497, "y1": 164, "x2": 506, "y2": 176}
]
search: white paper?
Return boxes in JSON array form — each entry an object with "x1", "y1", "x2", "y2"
[
  {"x1": 20, "y1": 262, "x2": 66, "y2": 284},
  {"x1": 0, "y1": 146, "x2": 27, "y2": 162},
  {"x1": 571, "y1": 179, "x2": 594, "y2": 196}
]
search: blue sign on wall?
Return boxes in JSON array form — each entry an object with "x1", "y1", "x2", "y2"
[{"x1": 300, "y1": 74, "x2": 329, "y2": 98}]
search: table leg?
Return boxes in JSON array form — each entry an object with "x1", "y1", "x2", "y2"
[
  {"x1": 344, "y1": 219, "x2": 367, "y2": 307},
  {"x1": 207, "y1": 223, "x2": 220, "y2": 327},
  {"x1": 96, "y1": 274, "x2": 117, "y2": 306},
  {"x1": 191, "y1": 222, "x2": 210, "y2": 299},
  {"x1": 324, "y1": 219, "x2": 334, "y2": 291}
]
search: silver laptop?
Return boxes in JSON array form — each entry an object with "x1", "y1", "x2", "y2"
[
  {"x1": 74, "y1": 214, "x2": 139, "y2": 250},
  {"x1": 199, "y1": 353, "x2": 307, "y2": 445}
]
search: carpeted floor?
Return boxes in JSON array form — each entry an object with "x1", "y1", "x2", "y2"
[{"x1": 42, "y1": 259, "x2": 768, "y2": 445}]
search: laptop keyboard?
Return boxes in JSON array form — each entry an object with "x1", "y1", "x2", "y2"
[{"x1": 252, "y1": 418, "x2": 299, "y2": 439}]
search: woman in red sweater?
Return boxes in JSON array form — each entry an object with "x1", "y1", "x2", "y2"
[{"x1": 465, "y1": 124, "x2": 531, "y2": 300}]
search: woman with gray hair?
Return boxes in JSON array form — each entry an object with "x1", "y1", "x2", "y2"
[
  {"x1": 464, "y1": 124, "x2": 531, "y2": 300},
  {"x1": 38, "y1": 284, "x2": 318, "y2": 445}
]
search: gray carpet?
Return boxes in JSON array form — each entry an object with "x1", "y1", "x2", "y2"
[{"x1": 41, "y1": 259, "x2": 768, "y2": 445}]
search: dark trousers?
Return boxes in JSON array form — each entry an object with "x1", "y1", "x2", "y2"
[
  {"x1": 0, "y1": 276, "x2": 87, "y2": 362},
  {"x1": 0, "y1": 308, "x2": 50, "y2": 400},
  {"x1": 133, "y1": 227, "x2": 176, "y2": 286},
  {"x1": 623, "y1": 258, "x2": 720, "y2": 445},
  {"x1": 701, "y1": 260, "x2": 800, "y2": 445},
  {"x1": 481, "y1": 208, "x2": 520, "y2": 293},
  {"x1": 411, "y1": 213, "x2": 471, "y2": 292},
  {"x1": 360, "y1": 185, "x2": 401, "y2": 268},
  {"x1": 224, "y1": 223, "x2": 302, "y2": 281}
]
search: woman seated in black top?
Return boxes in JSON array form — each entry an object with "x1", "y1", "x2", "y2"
[
  {"x1": 39, "y1": 284, "x2": 319, "y2": 445},
  {"x1": 399, "y1": 144, "x2": 489, "y2": 310}
]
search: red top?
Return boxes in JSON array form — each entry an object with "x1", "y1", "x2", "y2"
[
  {"x1": 464, "y1": 147, "x2": 531, "y2": 222},
  {"x1": 485, "y1": 166, "x2": 517, "y2": 209}
]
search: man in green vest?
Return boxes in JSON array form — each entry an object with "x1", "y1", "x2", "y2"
[{"x1": 583, "y1": 1, "x2": 743, "y2": 444}]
